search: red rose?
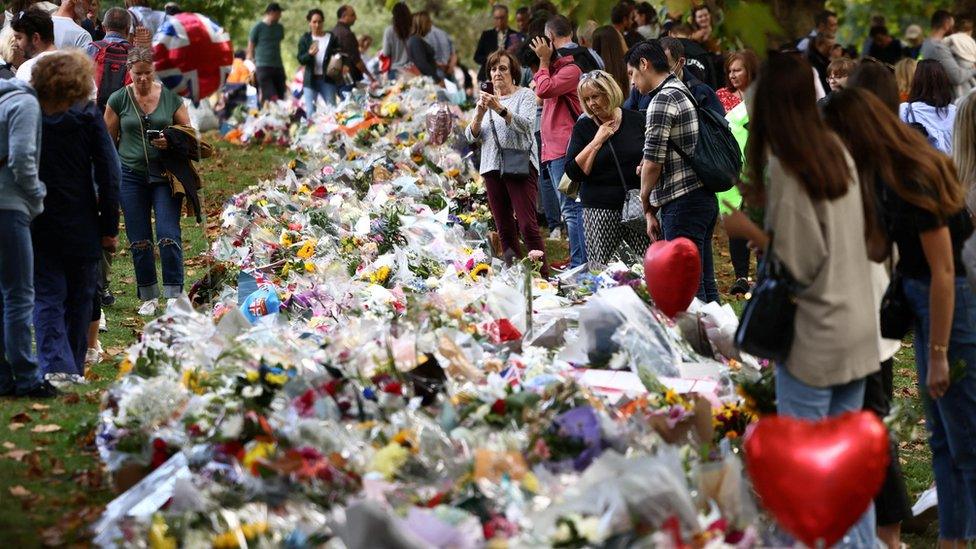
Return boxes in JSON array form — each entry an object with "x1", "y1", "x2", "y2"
[
  {"x1": 382, "y1": 381, "x2": 403, "y2": 395},
  {"x1": 295, "y1": 389, "x2": 317, "y2": 417},
  {"x1": 495, "y1": 319, "x2": 522, "y2": 342},
  {"x1": 323, "y1": 379, "x2": 343, "y2": 396},
  {"x1": 491, "y1": 399, "x2": 507, "y2": 416}
]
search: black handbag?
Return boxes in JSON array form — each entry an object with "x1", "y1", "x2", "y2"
[
  {"x1": 734, "y1": 234, "x2": 801, "y2": 363},
  {"x1": 487, "y1": 111, "x2": 531, "y2": 177},
  {"x1": 877, "y1": 183, "x2": 914, "y2": 339}
]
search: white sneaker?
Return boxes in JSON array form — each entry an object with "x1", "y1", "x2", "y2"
[
  {"x1": 85, "y1": 342, "x2": 103, "y2": 365},
  {"x1": 549, "y1": 228, "x2": 562, "y2": 240},
  {"x1": 98, "y1": 312, "x2": 107, "y2": 332},
  {"x1": 138, "y1": 299, "x2": 158, "y2": 316},
  {"x1": 45, "y1": 372, "x2": 88, "y2": 387},
  {"x1": 912, "y1": 485, "x2": 938, "y2": 516}
]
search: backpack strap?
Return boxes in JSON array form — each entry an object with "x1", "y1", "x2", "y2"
[{"x1": 661, "y1": 80, "x2": 698, "y2": 161}]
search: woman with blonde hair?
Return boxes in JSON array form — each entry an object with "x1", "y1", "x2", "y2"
[
  {"x1": 0, "y1": 25, "x2": 22, "y2": 78},
  {"x1": 563, "y1": 70, "x2": 649, "y2": 264},
  {"x1": 32, "y1": 50, "x2": 119, "y2": 382},
  {"x1": 104, "y1": 46, "x2": 190, "y2": 303},
  {"x1": 894, "y1": 58, "x2": 917, "y2": 103},
  {"x1": 957, "y1": 93, "x2": 976, "y2": 200}
]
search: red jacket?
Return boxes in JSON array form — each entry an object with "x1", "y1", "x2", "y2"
[{"x1": 533, "y1": 55, "x2": 583, "y2": 163}]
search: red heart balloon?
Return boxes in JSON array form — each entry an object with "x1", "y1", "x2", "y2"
[
  {"x1": 744, "y1": 411, "x2": 890, "y2": 547},
  {"x1": 643, "y1": 238, "x2": 701, "y2": 317}
]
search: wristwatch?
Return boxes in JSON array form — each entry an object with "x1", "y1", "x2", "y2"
[{"x1": 498, "y1": 107, "x2": 509, "y2": 118}]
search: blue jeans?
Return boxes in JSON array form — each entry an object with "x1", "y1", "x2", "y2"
[
  {"x1": 0, "y1": 210, "x2": 41, "y2": 394},
  {"x1": 546, "y1": 156, "x2": 586, "y2": 267},
  {"x1": 119, "y1": 167, "x2": 184, "y2": 301},
  {"x1": 303, "y1": 76, "x2": 337, "y2": 117},
  {"x1": 33, "y1": 254, "x2": 98, "y2": 377},
  {"x1": 659, "y1": 187, "x2": 719, "y2": 302},
  {"x1": 535, "y1": 132, "x2": 561, "y2": 231},
  {"x1": 903, "y1": 276, "x2": 976, "y2": 539},
  {"x1": 776, "y1": 365, "x2": 877, "y2": 548}
]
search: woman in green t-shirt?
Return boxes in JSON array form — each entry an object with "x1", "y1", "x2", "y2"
[{"x1": 103, "y1": 46, "x2": 190, "y2": 303}]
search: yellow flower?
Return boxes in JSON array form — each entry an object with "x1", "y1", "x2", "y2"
[
  {"x1": 245, "y1": 370, "x2": 260, "y2": 382},
  {"x1": 298, "y1": 184, "x2": 311, "y2": 195},
  {"x1": 664, "y1": 389, "x2": 680, "y2": 405},
  {"x1": 446, "y1": 168, "x2": 460, "y2": 178},
  {"x1": 304, "y1": 261, "x2": 316, "y2": 273},
  {"x1": 242, "y1": 441, "x2": 276, "y2": 473},
  {"x1": 380, "y1": 102, "x2": 400, "y2": 117},
  {"x1": 469, "y1": 263, "x2": 491, "y2": 281},
  {"x1": 117, "y1": 357, "x2": 133, "y2": 378},
  {"x1": 279, "y1": 231, "x2": 294, "y2": 247},
  {"x1": 148, "y1": 515, "x2": 177, "y2": 549},
  {"x1": 370, "y1": 442, "x2": 410, "y2": 480},
  {"x1": 265, "y1": 372, "x2": 288, "y2": 386},
  {"x1": 521, "y1": 471, "x2": 539, "y2": 493}
]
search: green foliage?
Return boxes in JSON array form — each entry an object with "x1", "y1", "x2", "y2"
[
  {"x1": 827, "y1": 0, "x2": 934, "y2": 47},
  {"x1": 721, "y1": 1, "x2": 783, "y2": 54}
]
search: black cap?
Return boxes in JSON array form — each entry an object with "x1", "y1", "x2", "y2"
[{"x1": 265, "y1": 3, "x2": 283, "y2": 13}]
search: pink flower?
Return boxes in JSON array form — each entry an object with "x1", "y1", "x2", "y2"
[{"x1": 527, "y1": 249, "x2": 544, "y2": 260}]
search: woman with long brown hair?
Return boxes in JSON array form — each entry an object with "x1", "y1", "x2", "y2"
[
  {"x1": 591, "y1": 25, "x2": 629, "y2": 99},
  {"x1": 724, "y1": 53, "x2": 880, "y2": 546},
  {"x1": 900, "y1": 59, "x2": 958, "y2": 154},
  {"x1": 829, "y1": 81, "x2": 976, "y2": 544},
  {"x1": 381, "y1": 2, "x2": 411, "y2": 78}
]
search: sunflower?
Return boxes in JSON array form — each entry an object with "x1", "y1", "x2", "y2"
[{"x1": 469, "y1": 263, "x2": 491, "y2": 281}]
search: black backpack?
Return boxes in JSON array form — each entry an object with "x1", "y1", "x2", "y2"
[{"x1": 667, "y1": 85, "x2": 742, "y2": 193}]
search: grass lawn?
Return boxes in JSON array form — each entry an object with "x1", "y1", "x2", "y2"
[{"x1": 0, "y1": 139, "x2": 938, "y2": 545}]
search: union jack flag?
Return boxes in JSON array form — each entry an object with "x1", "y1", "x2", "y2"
[{"x1": 153, "y1": 12, "x2": 233, "y2": 102}]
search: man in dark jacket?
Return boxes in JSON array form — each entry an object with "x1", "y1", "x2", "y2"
[
  {"x1": 623, "y1": 37, "x2": 723, "y2": 116},
  {"x1": 807, "y1": 32, "x2": 834, "y2": 95},
  {"x1": 866, "y1": 25, "x2": 905, "y2": 65},
  {"x1": 332, "y1": 5, "x2": 373, "y2": 92},
  {"x1": 474, "y1": 4, "x2": 518, "y2": 81}
]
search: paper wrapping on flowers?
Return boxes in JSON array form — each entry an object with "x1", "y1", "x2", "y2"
[{"x1": 92, "y1": 78, "x2": 775, "y2": 547}]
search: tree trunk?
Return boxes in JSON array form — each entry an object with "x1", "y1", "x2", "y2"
[
  {"x1": 956, "y1": 0, "x2": 976, "y2": 16},
  {"x1": 769, "y1": 0, "x2": 826, "y2": 41}
]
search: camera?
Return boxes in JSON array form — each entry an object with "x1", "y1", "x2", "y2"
[{"x1": 146, "y1": 129, "x2": 164, "y2": 140}]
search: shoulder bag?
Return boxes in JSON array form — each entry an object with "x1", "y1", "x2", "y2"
[
  {"x1": 487, "y1": 106, "x2": 531, "y2": 177},
  {"x1": 323, "y1": 33, "x2": 344, "y2": 80},
  {"x1": 734, "y1": 233, "x2": 802, "y2": 363},
  {"x1": 605, "y1": 139, "x2": 645, "y2": 233},
  {"x1": 877, "y1": 183, "x2": 914, "y2": 339}
]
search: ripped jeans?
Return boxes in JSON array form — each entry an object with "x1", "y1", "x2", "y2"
[{"x1": 119, "y1": 167, "x2": 184, "y2": 301}]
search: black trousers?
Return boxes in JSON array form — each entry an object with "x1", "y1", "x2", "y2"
[
  {"x1": 864, "y1": 358, "x2": 913, "y2": 525},
  {"x1": 729, "y1": 236, "x2": 751, "y2": 279},
  {"x1": 255, "y1": 66, "x2": 286, "y2": 105}
]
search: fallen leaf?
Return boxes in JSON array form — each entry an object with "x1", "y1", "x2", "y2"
[
  {"x1": 62, "y1": 393, "x2": 81, "y2": 405},
  {"x1": 9, "y1": 422, "x2": 25, "y2": 432},
  {"x1": 104, "y1": 347, "x2": 126, "y2": 357},
  {"x1": 2, "y1": 441, "x2": 14, "y2": 450},
  {"x1": 8, "y1": 485, "x2": 30, "y2": 497},
  {"x1": 3, "y1": 449, "x2": 29, "y2": 461},
  {"x1": 31, "y1": 424, "x2": 61, "y2": 433},
  {"x1": 30, "y1": 403, "x2": 49, "y2": 411},
  {"x1": 10, "y1": 411, "x2": 32, "y2": 423}
]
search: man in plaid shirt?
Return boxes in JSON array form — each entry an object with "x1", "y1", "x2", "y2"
[{"x1": 626, "y1": 40, "x2": 719, "y2": 302}]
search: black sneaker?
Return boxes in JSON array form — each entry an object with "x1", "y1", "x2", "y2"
[
  {"x1": 18, "y1": 380, "x2": 60, "y2": 398},
  {"x1": 101, "y1": 289, "x2": 116, "y2": 307},
  {"x1": 730, "y1": 277, "x2": 751, "y2": 297}
]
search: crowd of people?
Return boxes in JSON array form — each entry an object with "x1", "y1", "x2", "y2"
[
  {"x1": 0, "y1": 0, "x2": 975, "y2": 545},
  {"x1": 0, "y1": 1, "x2": 197, "y2": 399},
  {"x1": 287, "y1": 2, "x2": 973, "y2": 546}
]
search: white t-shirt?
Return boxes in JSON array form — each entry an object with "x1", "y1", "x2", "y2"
[
  {"x1": 17, "y1": 49, "x2": 97, "y2": 100},
  {"x1": 52, "y1": 16, "x2": 93, "y2": 50},
  {"x1": 313, "y1": 34, "x2": 330, "y2": 75}
]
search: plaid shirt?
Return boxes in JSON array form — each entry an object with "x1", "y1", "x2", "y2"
[{"x1": 643, "y1": 75, "x2": 701, "y2": 207}]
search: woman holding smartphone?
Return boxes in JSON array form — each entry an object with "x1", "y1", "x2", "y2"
[{"x1": 104, "y1": 46, "x2": 190, "y2": 305}]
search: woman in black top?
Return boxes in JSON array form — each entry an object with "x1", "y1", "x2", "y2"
[
  {"x1": 406, "y1": 11, "x2": 442, "y2": 84},
  {"x1": 824, "y1": 88, "x2": 976, "y2": 545},
  {"x1": 564, "y1": 70, "x2": 649, "y2": 265}
]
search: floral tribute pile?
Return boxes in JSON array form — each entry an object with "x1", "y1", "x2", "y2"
[{"x1": 94, "y1": 79, "x2": 777, "y2": 548}]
